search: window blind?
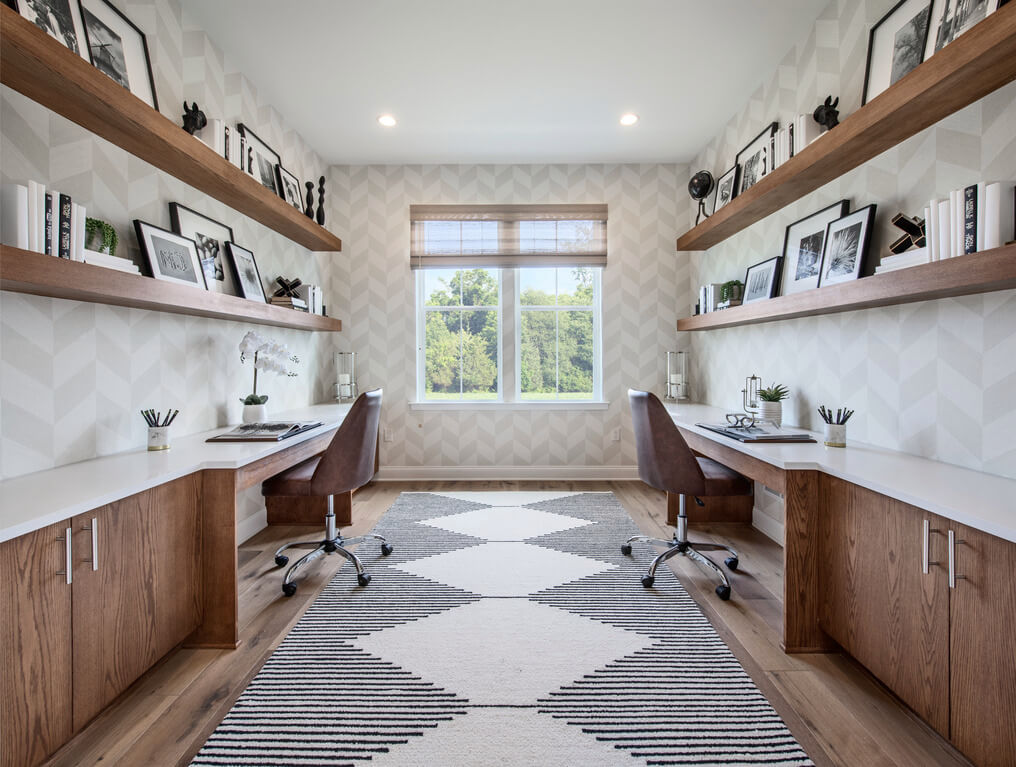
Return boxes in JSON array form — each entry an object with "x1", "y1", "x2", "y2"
[{"x1": 410, "y1": 204, "x2": 607, "y2": 269}]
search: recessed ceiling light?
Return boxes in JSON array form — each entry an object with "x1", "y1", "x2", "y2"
[
  {"x1": 619, "y1": 113, "x2": 639, "y2": 126},
  {"x1": 378, "y1": 114, "x2": 397, "y2": 127}
]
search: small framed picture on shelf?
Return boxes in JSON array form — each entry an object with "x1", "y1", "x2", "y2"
[
  {"x1": 225, "y1": 242, "x2": 267, "y2": 303},
  {"x1": 819, "y1": 204, "x2": 878, "y2": 287},
  {"x1": 735, "y1": 122, "x2": 778, "y2": 196},
  {"x1": 133, "y1": 220, "x2": 206, "y2": 289},
  {"x1": 169, "y1": 202, "x2": 238, "y2": 296},
  {"x1": 925, "y1": 0, "x2": 999, "y2": 57},
  {"x1": 862, "y1": 0, "x2": 934, "y2": 105},
  {"x1": 276, "y1": 165, "x2": 304, "y2": 211},
  {"x1": 11, "y1": 0, "x2": 89, "y2": 60},
  {"x1": 237, "y1": 123, "x2": 281, "y2": 195},
  {"x1": 780, "y1": 199, "x2": 850, "y2": 295},
  {"x1": 743, "y1": 256, "x2": 783, "y2": 304},
  {"x1": 78, "y1": 0, "x2": 158, "y2": 109},
  {"x1": 712, "y1": 166, "x2": 738, "y2": 214}
]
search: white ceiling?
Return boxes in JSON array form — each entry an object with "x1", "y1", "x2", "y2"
[{"x1": 179, "y1": 0, "x2": 828, "y2": 166}]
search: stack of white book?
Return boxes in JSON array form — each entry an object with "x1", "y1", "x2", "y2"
[
  {"x1": 772, "y1": 114, "x2": 825, "y2": 170},
  {"x1": 82, "y1": 249, "x2": 140, "y2": 274},
  {"x1": 295, "y1": 284, "x2": 324, "y2": 315},
  {"x1": 875, "y1": 246, "x2": 930, "y2": 273},
  {"x1": 1, "y1": 180, "x2": 86, "y2": 260}
]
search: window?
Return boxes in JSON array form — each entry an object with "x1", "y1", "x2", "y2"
[{"x1": 412, "y1": 204, "x2": 606, "y2": 405}]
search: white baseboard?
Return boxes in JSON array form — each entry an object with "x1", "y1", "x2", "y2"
[
  {"x1": 752, "y1": 507, "x2": 784, "y2": 545},
  {"x1": 237, "y1": 509, "x2": 268, "y2": 544},
  {"x1": 375, "y1": 465, "x2": 640, "y2": 481}
]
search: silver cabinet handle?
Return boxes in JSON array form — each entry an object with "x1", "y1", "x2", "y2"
[
  {"x1": 55, "y1": 527, "x2": 72, "y2": 584},
  {"x1": 922, "y1": 519, "x2": 930, "y2": 573},
  {"x1": 947, "y1": 529, "x2": 967, "y2": 588},
  {"x1": 81, "y1": 517, "x2": 98, "y2": 571}
]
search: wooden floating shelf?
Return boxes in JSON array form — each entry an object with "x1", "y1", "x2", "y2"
[
  {"x1": 0, "y1": 246, "x2": 342, "y2": 332},
  {"x1": 0, "y1": 6, "x2": 341, "y2": 253},
  {"x1": 676, "y1": 4, "x2": 1016, "y2": 253},
  {"x1": 676, "y1": 245, "x2": 1016, "y2": 331}
]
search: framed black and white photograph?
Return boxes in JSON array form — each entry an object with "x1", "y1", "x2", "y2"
[
  {"x1": 78, "y1": 0, "x2": 158, "y2": 109},
  {"x1": 133, "y1": 220, "x2": 206, "y2": 289},
  {"x1": 237, "y1": 124, "x2": 281, "y2": 195},
  {"x1": 169, "y1": 202, "x2": 238, "y2": 296},
  {"x1": 276, "y1": 165, "x2": 304, "y2": 211},
  {"x1": 743, "y1": 256, "x2": 783, "y2": 304},
  {"x1": 862, "y1": 0, "x2": 934, "y2": 105},
  {"x1": 13, "y1": 0, "x2": 89, "y2": 60},
  {"x1": 735, "y1": 122, "x2": 778, "y2": 196},
  {"x1": 926, "y1": 0, "x2": 998, "y2": 56},
  {"x1": 780, "y1": 199, "x2": 850, "y2": 295},
  {"x1": 712, "y1": 166, "x2": 739, "y2": 214},
  {"x1": 819, "y1": 204, "x2": 877, "y2": 287},
  {"x1": 225, "y1": 242, "x2": 267, "y2": 303}
]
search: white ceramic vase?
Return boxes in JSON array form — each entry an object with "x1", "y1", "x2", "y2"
[
  {"x1": 242, "y1": 403, "x2": 268, "y2": 423},
  {"x1": 759, "y1": 401, "x2": 782, "y2": 427}
]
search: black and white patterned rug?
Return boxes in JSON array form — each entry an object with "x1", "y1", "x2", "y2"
[{"x1": 192, "y1": 491, "x2": 812, "y2": 766}]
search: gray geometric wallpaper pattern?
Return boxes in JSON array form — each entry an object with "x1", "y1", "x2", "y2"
[{"x1": 686, "y1": 0, "x2": 1016, "y2": 483}]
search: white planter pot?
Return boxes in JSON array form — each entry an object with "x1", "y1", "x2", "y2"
[
  {"x1": 758, "y1": 401, "x2": 782, "y2": 427},
  {"x1": 242, "y1": 403, "x2": 268, "y2": 423}
]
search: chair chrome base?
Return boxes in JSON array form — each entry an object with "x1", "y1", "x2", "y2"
[
  {"x1": 622, "y1": 494, "x2": 738, "y2": 600},
  {"x1": 273, "y1": 496, "x2": 392, "y2": 596}
]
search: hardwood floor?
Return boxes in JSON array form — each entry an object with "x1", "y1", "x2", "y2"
[{"x1": 43, "y1": 481, "x2": 970, "y2": 767}]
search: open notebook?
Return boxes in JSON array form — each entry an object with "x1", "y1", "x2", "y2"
[{"x1": 206, "y1": 421, "x2": 324, "y2": 442}]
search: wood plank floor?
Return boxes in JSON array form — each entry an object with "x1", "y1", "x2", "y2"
[{"x1": 43, "y1": 481, "x2": 970, "y2": 767}]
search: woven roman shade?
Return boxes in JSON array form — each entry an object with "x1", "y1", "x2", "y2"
[{"x1": 409, "y1": 204, "x2": 607, "y2": 269}]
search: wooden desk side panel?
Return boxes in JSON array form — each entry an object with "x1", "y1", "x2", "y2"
[
  {"x1": 782, "y1": 469, "x2": 833, "y2": 652},
  {"x1": 187, "y1": 470, "x2": 239, "y2": 649},
  {"x1": 678, "y1": 428, "x2": 786, "y2": 493},
  {"x1": 667, "y1": 491, "x2": 753, "y2": 526}
]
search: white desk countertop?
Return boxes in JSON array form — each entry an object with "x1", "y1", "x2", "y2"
[
  {"x1": 0, "y1": 403, "x2": 350, "y2": 543},
  {"x1": 667, "y1": 403, "x2": 1016, "y2": 544}
]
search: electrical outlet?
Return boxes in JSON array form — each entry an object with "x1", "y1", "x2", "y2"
[
  {"x1": 611, "y1": 427, "x2": 621, "y2": 441},
  {"x1": 382, "y1": 427, "x2": 394, "y2": 443}
]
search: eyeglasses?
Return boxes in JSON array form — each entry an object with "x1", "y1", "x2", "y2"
[{"x1": 725, "y1": 413, "x2": 757, "y2": 428}]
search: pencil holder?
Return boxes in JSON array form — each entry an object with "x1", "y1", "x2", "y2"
[
  {"x1": 148, "y1": 426, "x2": 170, "y2": 451},
  {"x1": 824, "y1": 423, "x2": 846, "y2": 448}
]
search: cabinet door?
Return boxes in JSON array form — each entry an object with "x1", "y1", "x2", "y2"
[
  {"x1": 0, "y1": 521, "x2": 73, "y2": 767},
  {"x1": 949, "y1": 522, "x2": 1016, "y2": 766},
  {"x1": 71, "y1": 492, "x2": 159, "y2": 730},
  {"x1": 818, "y1": 476, "x2": 950, "y2": 735},
  {"x1": 152, "y1": 473, "x2": 202, "y2": 660}
]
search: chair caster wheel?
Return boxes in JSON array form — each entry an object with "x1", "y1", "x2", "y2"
[
  {"x1": 357, "y1": 573, "x2": 372, "y2": 587},
  {"x1": 621, "y1": 544, "x2": 632, "y2": 556},
  {"x1": 641, "y1": 575, "x2": 655, "y2": 588},
  {"x1": 381, "y1": 543, "x2": 393, "y2": 556},
  {"x1": 275, "y1": 555, "x2": 289, "y2": 567},
  {"x1": 715, "y1": 584, "x2": 731, "y2": 601},
  {"x1": 724, "y1": 556, "x2": 739, "y2": 571},
  {"x1": 282, "y1": 582, "x2": 297, "y2": 597}
]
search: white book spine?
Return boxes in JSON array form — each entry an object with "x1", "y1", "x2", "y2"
[
  {"x1": 976, "y1": 181, "x2": 987, "y2": 252},
  {"x1": 952, "y1": 189, "x2": 963, "y2": 259},
  {"x1": 938, "y1": 199, "x2": 952, "y2": 260},
  {"x1": 70, "y1": 204, "x2": 83, "y2": 261},
  {"x1": 1, "y1": 184, "x2": 30, "y2": 250},
  {"x1": 927, "y1": 201, "x2": 939, "y2": 260},
  {"x1": 27, "y1": 180, "x2": 41, "y2": 253}
]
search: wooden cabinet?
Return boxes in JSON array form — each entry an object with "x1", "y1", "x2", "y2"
[
  {"x1": 0, "y1": 521, "x2": 73, "y2": 767},
  {"x1": 818, "y1": 476, "x2": 950, "y2": 735},
  {"x1": 948, "y1": 522, "x2": 1016, "y2": 766}
]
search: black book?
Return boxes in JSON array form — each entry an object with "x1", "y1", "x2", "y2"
[
  {"x1": 57, "y1": 193, "x2": 72, "y2": 259},
  {"x1": 44, "y1": 192, "x2": 53, "y2": 256},
  {"x1": 963, "y1": 184, "x2": 977, "y2": 254}
]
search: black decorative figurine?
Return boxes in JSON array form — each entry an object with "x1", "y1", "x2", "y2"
[
  {"x1": 305, "y1": 181, "x2": 315, "y2": 219},
  {"x1": 688, "y1": 170, "x2": 714, "y2": 225},
  {"x1": 814, "y1": 96, "x2": 840, "y2": 131},
  {"x1": 273, "y1": 276, "x2": 303, "y2": 298},
  {"x1": 316, "y1": 176, "x2": 326, "y2": 226},
  {"x1": 181, "y1": 102, "x2": 206, "y2": 135}
]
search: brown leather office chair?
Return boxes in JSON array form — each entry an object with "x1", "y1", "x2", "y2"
[
  {"x1": 624, "y1": 389, "x2": 750, "y2": 600},
  {"x1": 263, "y1": 389, "x2": 389, "y2": 596}
]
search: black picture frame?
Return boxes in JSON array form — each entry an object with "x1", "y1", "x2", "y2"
[
  {"x1": 862, "y1": 0, "x2": 934, "y2": 106},
  {"x1": 225, "y1": 242, "x2": 267, "y2": 303},
  {"x1": 275, "y1": 165, "x2": 304, "y2": 210},
  {"x1": 133, "y1": 219, "x2": 206, "y2": 289},
  {"x1": 77, "y1": 0, "x2": 158, "y2": 110},
  {"x1": 711, "y1": 166, "x2": 739, "y2": 214},
  {"x1": 780, "y1": 199, "x2": 850, "y2": 295},
  {"x1": 743, "y1": 255, "x2": 783, "y2": 304},
  {"x1": 169, "y1": 202, "x2": 237, "y2": 296},
  {"x1": 11, "y1": 0, "x2": 89, "y2": 60},
  {"x1": 819, "y1": 204, "x2": 878, "y2": 287},
  {"x1": 735, "y1": 122, "x2": 778, "y2": 195},
  {"x1": 925, "y1": 0, "x2": 1000, "y2": 57},
  {"x1": 237, "y1": 123, "x2": 281, "y2": 195}
]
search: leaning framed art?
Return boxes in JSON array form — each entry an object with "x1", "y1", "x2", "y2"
[{"x1": 780, "y1": 199, "x2": 850, "y2": 295}]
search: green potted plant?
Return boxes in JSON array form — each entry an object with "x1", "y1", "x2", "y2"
[
  {"x1": 757, "y1": 383, "x2": 789, "y2": 427},
  {"x1": 84, "y1": 217, "x2": 118, "y2": 255},
  {"x1": 238, "y1": 331, "x2": 299, "y2": 423},
  {"x1": 720, "y1": 279, "x2": 744, "y2": 303}
]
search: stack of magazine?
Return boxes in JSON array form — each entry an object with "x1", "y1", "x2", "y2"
[
  {"x1": 696, "y1": 421, "x2": 815, "y2": 443},
  {"x1": 206, "y1": 421, "x2": 323, "y2": 442}
]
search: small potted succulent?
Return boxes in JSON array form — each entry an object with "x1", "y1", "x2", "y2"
[
  {"x1": 238, "y1": 331, "x2": 299, "y2": 423},
  {"x1": 757, "y1": 383, "x2": 789, "y2": 427},
  {"x1": 84, "y1": 217, "x2": 118, "y2": 255}
]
